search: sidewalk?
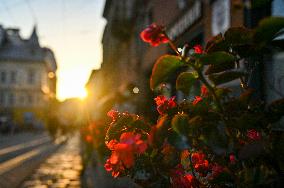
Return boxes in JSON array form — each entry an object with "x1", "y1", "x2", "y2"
[{"x1": 20, "y1": 136, "x2": 82, "y2": 188}]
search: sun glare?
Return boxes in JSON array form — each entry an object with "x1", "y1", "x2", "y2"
[{"x1": 79, "y1": 88, "x2": 88, "y2": 100}]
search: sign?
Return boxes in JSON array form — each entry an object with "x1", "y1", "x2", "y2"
[
  {"x1": 167, "y1": 0, "x2": 202, "y2": 40},
  {"x1": 211, "y1": 0, "x2": 230, "y2": 36}
]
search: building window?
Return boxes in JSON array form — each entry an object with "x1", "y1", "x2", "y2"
[
  {"x1": 9, "y1": 93, "x2": 14, "y2": 106},
  {"x1": 27, "y1": 94, "x2": 33, "y2": 104},
  {"x1": 28, "y1": 70, "x2": 35, "y2": 84},
  {"x1": 0, "y1": 92, "x2": 4, "y2": 105},
  {"x1": 19, "y1": 95, "x2": 25, "y2": 106},
  {"x1": 10, "y1": 71, "x2": 17, "y2": 84},
  {"x1": 1, "y1": 71, "x2": 6, "y2": 83},
  {"x1": 177, "y1": 0, "x2": 188, "y2": 9}
]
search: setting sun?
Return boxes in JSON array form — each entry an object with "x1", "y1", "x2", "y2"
[{"x1": 57, "y1": 69, "x2": 91, "y2": 101}]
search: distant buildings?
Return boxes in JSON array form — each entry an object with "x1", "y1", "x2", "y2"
[
  {"x1": 86, "y1": 0, "x2": 284, "y2": 120},
  {"x1": 0, "y1": 25, "x2": 57, "y2": 128}
]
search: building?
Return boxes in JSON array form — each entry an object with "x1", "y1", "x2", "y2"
[
  {"x1": 0, "y1": 25, "x2": 57, "y2": 128},
  {"x1": 96, "y1": 0, "x2": 284, "y2": 119}
]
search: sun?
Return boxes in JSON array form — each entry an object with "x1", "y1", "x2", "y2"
[{"x1": 78, "y1": 88, "x2": 88, "y2": 100}]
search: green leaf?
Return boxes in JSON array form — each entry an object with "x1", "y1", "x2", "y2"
[
  {"x1": 154, "y1": 115, "x2": 171, "y2": 146},
  {"x1": 171, "y1": 114, "x2": 190, "y2": 135},
  {"x1": 254, "y1": 17, "x2": 284, "y2": 47},
  {"x1": 209, "y1": 71, "x2": 246, "y2": 86},
  {"x1": 225, "y1": 27, "x2": 254, "y2": 46},
  {"x1": 205, "y1": 34, "x2": 229, "y2": 53},
  {"x1": 176, "y1": 72, "x2": 198, "y2": 95},
  {"x1": 200, "y1": 51, "x2": 236, "y2": 66},
  {"x1": 150, "y1": 55, "x2": 184, "y2": 90},
  {"x1": 168, "y1": 130, "x2": 190, "y2": 150},
  {"x1": 205, "y1": 62, "x2": 235, "y2": 75},
  {"x1": 239, "y1": 88, "x2": 255, "y2": 104}
]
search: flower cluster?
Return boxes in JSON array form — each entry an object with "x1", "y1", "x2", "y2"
[
  {"x1": 170, "y1": 164, "x2": 198, "y2": 188},
  {"x1": 154, "y1": 95, "x2": 177, "y2": 115},
  {"x1": 191, "y1": 152, "x2": 209, "y2": 176},
  {"x1": 140, "y1": 23, "x2": 169, "y2": 46},
  {"x1": 100, "y1": 20, "x2": 284, "y2": 187},
  {"x1": 104, "y1": 132, "x2": 148, "y2": 177}
]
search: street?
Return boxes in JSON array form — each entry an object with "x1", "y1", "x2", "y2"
[
  {"x1": 0, "y1": 132, "x2": 82, "y2": 188},
  {"x1": 20, "y1": 134, "x2": 82, "y2": 188}
]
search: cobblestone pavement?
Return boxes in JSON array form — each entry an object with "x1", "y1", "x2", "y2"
[{"x1": 20, "y1": 135, "x2": 83, "y2": 188}]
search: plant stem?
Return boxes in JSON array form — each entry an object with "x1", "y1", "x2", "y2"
[
  {"x1": 236, "y1": 60, "x2": 248, "y2": 90},
  {"x1": 164, "y1": 33, "x2": 180, "y2": 56},
  {"x1": 196, "y1": 69, "x2": 224, "y2": 113},
  {"x1": 168, "y1": 40, "x2": 180, "y2": 56},
  {"x1": 189, "y1": 153, "x2": 197, "y2": 178}
]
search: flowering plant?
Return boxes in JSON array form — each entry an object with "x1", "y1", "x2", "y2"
[{"x1": 103, "y1": 17, "x2": 284, "y2": 187}]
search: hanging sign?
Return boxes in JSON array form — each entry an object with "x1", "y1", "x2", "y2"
[{"x1": 167, "y1": 0, "x2": 202, "y2": 40}]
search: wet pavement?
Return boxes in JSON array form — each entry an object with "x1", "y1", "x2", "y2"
[{"x1": 20, "y1": 135, "x2": 83, "y2": 188}]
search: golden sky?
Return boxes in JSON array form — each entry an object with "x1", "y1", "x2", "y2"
[{"x1": 0, "y1": 0, "x2": 106, "y2": 101}]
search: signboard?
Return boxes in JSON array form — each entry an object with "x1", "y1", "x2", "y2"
[
  {"x1": 211, "y1": 0, "x2": 230, "y2": 36},
  {"x1": 167, "y1": 0, "x2": 202, "y2": 40}
]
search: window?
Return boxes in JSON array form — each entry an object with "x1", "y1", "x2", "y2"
[
  {"x1": 10, "y1": 71, "x2": 17, "y2": 84},
  {"x1": 27, "y1": 94, "x2": 33, "y2": 104},
  {"x1": 272, "y1": 0, "x2": 284, "y2": 16},
  {"x1": 1, "y1": 71, "x2": 6, "y2": 83},
  {"x1": 19, "y1": 95, "x2": 25, "y2": 106},
  {"x1": 28, "y1": 70, "x2": 35, "y2": 84},
  {"x1": 0, "y1": 92, "x2": 4, "y2": 105},
  {"x1": 177, "y1": 0, "x2": 188, "y2": 9},
  {"x1": 9, "y1": 93, "x2": 14, "y2": 106}
]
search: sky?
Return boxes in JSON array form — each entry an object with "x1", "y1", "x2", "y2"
[{"x1": 0, "y1": 0, "x2": 106, "y2": 101}]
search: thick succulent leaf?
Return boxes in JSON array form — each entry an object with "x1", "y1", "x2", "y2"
[
  {"x1": 225, "y1": 27, "x2": 254, "y2": 46},
  {"x1": 176, "y1": 72, "x2": 198, "y2": 95},
  {"x1": 150, "y1": 55, "x2": 184, "y2": 90},
  {"x1": 254, "y1": 17, "x2": 284, "y2": 47},
  {"x1": 171, "y1": 114, "x2": 190, "y2": 135},
  {"x1": 200, "y1": 51, "x2": 236, "y2": 66},
  {"x1": 209, "y1": 71, "x2": 246, "y2": 86}
]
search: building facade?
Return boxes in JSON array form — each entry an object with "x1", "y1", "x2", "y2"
[
  {"x1": 0, "y1": 25, "x2": 57, "y2": 128},
  {"x1": 94, "y1": 0, "x2": 284, "y2": 119}
]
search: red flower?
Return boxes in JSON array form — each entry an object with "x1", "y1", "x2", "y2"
[
  {"x1": 209, "y1": 164, "x2": 224, "y2": 179},
  {"x1": 170, "y1": 164, "x2": 198, "y2": 188},
  {"x1": 201, "y1": 85, "x2": 208, "y2": 97},
  {"x1": 192, "y1": 96, "x2": 202, "y2": 105},
  {"x1": 247, "y1": 129, "x2": 261, "y2": 141},
  {"x1": 104, "y1": 158, "x2": 124, "y2": 178},
  {"x1": 154, "y1": 95, "x2": 177, "y2": 115},
  {"x1": 171, "y1": 174, "x2": 196, "y2": 188},
  {"x1": 85, "y1": 135, "x2": 93, "y2": 143},
  {"x1": 105, "y1": 132, "x2": 147, "y2": 177},
  {"x1": 140, "y1": 23, "x2": 169, "y2": 46},
  {"x1": 193, "y1": 44, "x2": 203, "y2": 54},
  {"x1": 229, "y1": 154, "x2": 236, "y2": 164},
  {"x1": 119, "y1": 132, "x2": 147, "y2": 154},
  {"x1": 107, "y1": 109, "x2": 119, "y2": 121},
  {"x1": 191, "y1": 152, "x2": 209, "y2": 176}
]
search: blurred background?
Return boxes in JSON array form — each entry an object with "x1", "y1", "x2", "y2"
[{"x1": 0, "y1": 0, "x2": 284, "y2": 187}]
